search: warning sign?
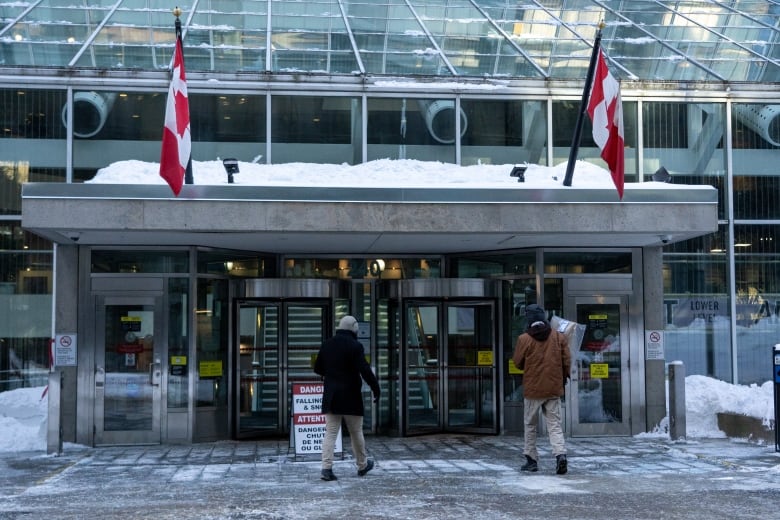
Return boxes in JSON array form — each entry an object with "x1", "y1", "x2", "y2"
[
  {"x1": 53, "y1": 333, "x2": 77, "y2": 367},
  {"x1": 291, "y1": 383, "x2": 341, "y2": 456}
]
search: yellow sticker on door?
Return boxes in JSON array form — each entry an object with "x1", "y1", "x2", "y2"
[{"x1": 590, "y1": 363, "x2": 609, "y2": 379}]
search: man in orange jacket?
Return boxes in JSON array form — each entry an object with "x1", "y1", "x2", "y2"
[{"x1": 513, "y1": 304, "x2": 571, "y2": 475}]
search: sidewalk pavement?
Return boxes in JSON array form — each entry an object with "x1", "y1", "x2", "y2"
[{"x1": 2, "y1": 434, "x2": 780, "y2": 519}]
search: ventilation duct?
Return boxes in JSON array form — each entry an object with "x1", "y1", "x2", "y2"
[
  {"x1": 417, "y1": 100, "x2": 467, "y2": 144},
  {"x1": 733, "y1": 104, "x2": 780, "y2": 147},
  {"x1": 61, "y1": 92, "x2": 117, "y2": 138}
]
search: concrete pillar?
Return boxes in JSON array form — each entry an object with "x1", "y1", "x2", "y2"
[{"x1": 643, "y1": 246, "x2": 667, "y2": 431}]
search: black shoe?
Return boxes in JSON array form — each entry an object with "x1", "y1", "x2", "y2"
[
  {"x1": 520, "y1": 455, "x2": 538, "y2": 472},
  {"x1": 556, "y1": 454, "x2": 568, "y2": 475},
  {"x1": 321, "y1": 469, "x2": 337, "y2": 481},
  {"x1": 357, "y1": 459, "x2": 374, "y2": 477}
]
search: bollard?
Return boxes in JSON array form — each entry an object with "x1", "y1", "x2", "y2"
[
  {"x1": 46, "y1": 370, "x2": 63, "y2": 455},
  {"x1": 668, "y1": 361, "x2": 686, "y2": 440},
  {"x1": 773, "y1": 345, "x2": 780, "y2": 452}
]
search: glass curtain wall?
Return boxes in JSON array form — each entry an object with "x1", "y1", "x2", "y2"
[
  {"x1": 0, "y1": 88, "x2": 60, "y2": 390},
  {"x1": 649, "y1": 101, "x2": 732, "y2": 382},
  {"x1": 731, "y1": 102, "x2": 780, "y2": 384}
]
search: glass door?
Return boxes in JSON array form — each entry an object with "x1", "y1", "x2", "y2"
[
  {"x1": 404, "y1": 303, "x2": 440, "y2": 434},
  {"x1": 236, "y1": 303, "x2": 280, "y2": 437},
  {"x1": 445, "y1": 303, "x2": 496, "y2": 432},
  {"x1": 94, "y1": 295, "x2": 163, "y2": 445},
  {"x1": 568, "y1": 296, "x2": 631, "y2": 436},
  {"x1": 403, "y1": 300, "x2": 497, "y2": 435},
  {"x1": 235, "y1": 301, "x2": 328, "y2": 437}
]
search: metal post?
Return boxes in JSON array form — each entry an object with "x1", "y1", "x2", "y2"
[
  {"x1": 668, "y1": 361, "x2": 686, "y2": 440},
  {"x1": 47, "y1": 370, "x2": 63, "y2": 455},
  {"x1": 773, "y1": 345, "x2": 780, "y2": 452}
]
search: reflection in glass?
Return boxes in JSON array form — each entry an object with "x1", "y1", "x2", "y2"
[
  {"x1": 103, "y1": 303, "x2": 155, "y2": 431},
  {"x1": 367, "y1": 98, "x2": 456, "y2": 163},
  {"x1": 406, "y1": 304, "x2": 439, "y2": 430},
  {"x1": 575, "y1": 303, "x2": 622, "y2": 424},
  {"x1": 238, "y1": 304, "x2": 280, "y2": 434}
]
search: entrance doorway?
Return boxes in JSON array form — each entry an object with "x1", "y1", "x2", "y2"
[
  {"x1": 234, "y1": 279, "x2": 342, "y2": 438},
  {"x1": 235, "y1": 301, "x2": 329, "y2": 437},
  {"x1": 403, "y1": 300, "x2": 498, "y2": 435},
  {"x1": 567, "y1": 296, "x2": 631, "y2": 436},
  {"x1": 94, "y1": 295, "x2": 164, "y2": 445}
]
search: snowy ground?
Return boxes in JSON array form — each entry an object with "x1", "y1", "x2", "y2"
[{"x1": 0, "y1": 375, "x2": 775, "y2": 453}]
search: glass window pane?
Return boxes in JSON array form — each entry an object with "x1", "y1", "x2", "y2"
[
  {"x1": 461, "y1": 99, "x2": 546, "y2": 166},
  {"x1": 167, "y1": 278, "x2": 189, "y2": 408},
  {"x1": 663, "y1": 227, "x2": 732, "y2": 382},
  {"x1": 272, "y1": 95, "x2": 360, "y2": 165},
  {"x1": 91, "y1": 251, "x2": 189, "y2": 274},
  {"x1": 0, "y1": 222, "x2": 52, "y2": 390},
  {"x1": 733, "y1": 224, "x2": 780, "y2": 384},
  {"x1": 642, "y1": 102, "x2": 726, "y2": 218},
  {"x1": 732, "y1": 103, "x2": 780, "y2": 219},
  {"x1": 367, "y1": 97, "x2": 456, "y2": 163},
  {"x1": 72, "y1": 90, "x2": 166, "y2": 183},
  {"x1": 0, "y1": 89, "x2": 66, "y2": 212},
  {"x1": 190, "y1": 93, "x2": 266, "y2": 162}
]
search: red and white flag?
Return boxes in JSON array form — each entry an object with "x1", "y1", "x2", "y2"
[
  {"x1": 159, "y1": 33, "x2": 191, "y2": 196},
  {"x1": 587, "y1": 48, "x2": 624, "y2": 199}
]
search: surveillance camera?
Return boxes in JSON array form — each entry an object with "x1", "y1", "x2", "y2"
[
  {"x1": 660, "y1": 235, "x2": 671, "y2": 244},
  {"x1": 66, "y1": 232, "x2": 80, "y2": 242}
]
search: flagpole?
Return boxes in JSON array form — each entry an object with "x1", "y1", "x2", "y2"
[
  {"x1": 172, "y1": 7, "x2": 194, "y2": 186},
  {"x1": 563, "y1": 22, "x2": 605, "y2": 188}
]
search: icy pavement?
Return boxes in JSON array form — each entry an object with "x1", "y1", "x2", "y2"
[{"x1": 1, "y1": 435, "x2": 780, "y2": 519}]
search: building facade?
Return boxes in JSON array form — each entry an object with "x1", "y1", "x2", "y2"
[{"x1": 2, "y1": 1, "x2": 778, "y2": 445}]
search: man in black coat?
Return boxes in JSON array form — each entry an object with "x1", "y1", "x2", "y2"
[{"x1": 314, "y1": 315, "x2": 381, "y2": 481}]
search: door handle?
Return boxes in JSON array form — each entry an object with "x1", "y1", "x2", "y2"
[{"x1": 149, "y1": 362, "x2": 162, "y2": 386}]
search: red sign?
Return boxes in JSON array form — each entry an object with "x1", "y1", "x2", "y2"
[{"x1": 117, "y1": 343, "x2": 143, "y2": 354}]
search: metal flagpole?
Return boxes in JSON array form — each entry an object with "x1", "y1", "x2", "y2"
[{"x1": 562, "y1": 22, "x2": 605, "y2": 188}]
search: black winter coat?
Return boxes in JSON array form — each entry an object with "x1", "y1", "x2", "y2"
[{"x1": 314, "y1": 329, "x2": 380, "y2": 416}]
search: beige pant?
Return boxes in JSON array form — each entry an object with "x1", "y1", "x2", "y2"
[
  {"x1": 523, "y1": 397, "x2": 566, "y2": 460},
  {"x1": 321, "y1": 413, "x2": 368, "y2": 470}
]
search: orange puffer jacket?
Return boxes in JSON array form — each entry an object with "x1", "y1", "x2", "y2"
[{"x1": 512, "y1": 323, "x2": 571, "y2": 399}]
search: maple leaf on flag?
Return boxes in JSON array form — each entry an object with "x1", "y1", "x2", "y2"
[
  {"x1": 587, "y1": 48, "x2": 625, "y2": 199},
  {"x1": 159, "y1": 34, "x2": 191, "y2": 196}
]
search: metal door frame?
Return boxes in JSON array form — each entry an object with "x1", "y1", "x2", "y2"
[
  {"x1": 94, "y1": 294, "x2": 164, "y2": 445},
  {"x1": 394, "y1": 279, "x2": 502, "y2": 436},
  {"x1": 564, "y1": 294, "x2": 631, "y2": 436},
  {"x1": 233, "y1": 279, "x2": 338, "y2": 438}
]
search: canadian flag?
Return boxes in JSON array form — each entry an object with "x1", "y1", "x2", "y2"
[
  {"x1": 587, "y1": 48, "x2": 624, "y2": 199},
  {"x1": 159, "y1": 33, "x2": 191, "y2": 196}
]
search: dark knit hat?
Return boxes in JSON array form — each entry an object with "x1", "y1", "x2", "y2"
[{"x1": 525, "y1": 304, "x2": 547, "y2": 324}]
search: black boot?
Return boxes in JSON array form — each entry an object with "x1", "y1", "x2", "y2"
[
  {"x1": 521, "y1": 455, "x2": 538, "y2": 472},
  {"x1": 556, "y1": 454, "x2": 568, "y2": 475}
]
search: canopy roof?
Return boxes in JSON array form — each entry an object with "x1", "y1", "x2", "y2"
[{"x1": 2, "y1": 0, "x2": 780, "y2": 82}]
